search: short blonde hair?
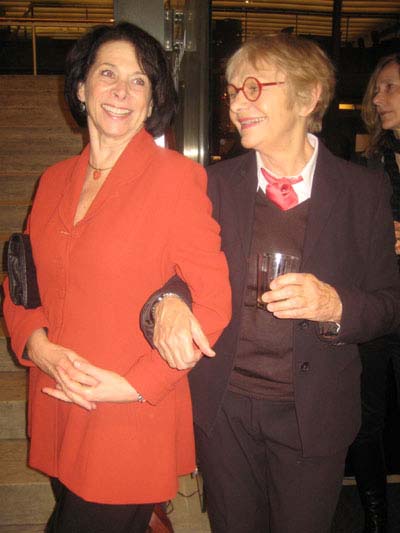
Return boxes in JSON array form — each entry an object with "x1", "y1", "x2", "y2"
[
  {"x1": 226, "y1": 33, "x2": 336, "y2": 133},
  {"x1": 361, "y1": 53, "x2": 400, "y2": 157}
]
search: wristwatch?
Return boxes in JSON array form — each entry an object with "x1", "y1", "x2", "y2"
[{"x1": 318, "y1": 321, "x2": 341, "y2": 337}]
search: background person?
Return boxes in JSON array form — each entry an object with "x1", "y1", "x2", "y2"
[
  {"x1": 347, "y1": 52, "x2": 400, "y2": 533},
  {"x1": 2, "y1": 22, "x2": 231, "y2": 533},
  {"x1": 140, "y1": 34, "x2": 400, "y2": 533}
]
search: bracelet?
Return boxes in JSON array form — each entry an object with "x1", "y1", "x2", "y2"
[
  {"x1": 136, "y1": 392, "x2": 146, "y2": 403},
  {"x1": 151, "y1": 292, "x2": 182, "y2": 320}
]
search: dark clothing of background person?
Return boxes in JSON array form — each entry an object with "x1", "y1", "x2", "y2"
[{"x1": 348, "y1": 129, "x2": 400, "y2": 532}]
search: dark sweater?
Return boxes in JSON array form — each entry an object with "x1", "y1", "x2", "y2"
[{"x1": 229, "y1": 190, "x2": 309, "y2": 400}]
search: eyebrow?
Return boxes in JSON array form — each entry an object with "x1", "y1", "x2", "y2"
[
  {"x1": 98, "y1": 62, "x2": 147, "y2": 76},
  {"x1": 377, "y1": 77, "x2": 399, "y2": 84}
]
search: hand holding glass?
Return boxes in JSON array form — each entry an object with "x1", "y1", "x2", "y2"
[{"x1": 257, "y1": 252, "x2": 301, "y2": 310}]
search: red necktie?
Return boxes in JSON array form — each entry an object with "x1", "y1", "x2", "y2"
[{"x1": 261, "y1": 168, "x2": 303, "y2": 211}]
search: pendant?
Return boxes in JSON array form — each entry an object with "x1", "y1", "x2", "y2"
[{"x1": 93, "y1": 170, "x2": 101, "y2": 180}]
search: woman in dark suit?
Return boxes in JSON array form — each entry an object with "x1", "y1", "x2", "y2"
[{"x1": 141, "y1": 35, "x2": 400, "y2": 533}]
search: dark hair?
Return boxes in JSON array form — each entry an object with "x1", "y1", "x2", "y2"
[{"x1": 64, "y1": 22, "x2": 178, "y2": 137}]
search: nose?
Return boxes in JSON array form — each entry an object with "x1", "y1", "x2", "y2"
[
  {"x1": 112, "y1": 78, "x2": 128, "y2": 99},
  {"x1": 229, "y1": 89, "x2": 249, "y2": 113},
  {"x1": 373, "y1": 89, "x2": 384, "y2": 106}
]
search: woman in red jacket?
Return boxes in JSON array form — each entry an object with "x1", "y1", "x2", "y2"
[{"x1": 3, "y1": 22, "x2": 231, "y2": 533}]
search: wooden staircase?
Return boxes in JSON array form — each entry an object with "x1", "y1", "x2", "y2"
[{"x1": 0, "y1": 75, "x2": 84, "y2": 530}]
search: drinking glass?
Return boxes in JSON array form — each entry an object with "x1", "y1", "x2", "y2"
[{"x1": 257, "y1": 252, "x2": 301, "y2": 310}]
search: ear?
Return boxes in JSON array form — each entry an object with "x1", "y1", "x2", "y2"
[
  {"x1": 77, "y1": 81, "x2": 85, "y2": 104},
  {"x1": 299, "y1": 82, "x2": 322, "y2": 118},
  {"x1": 147, "y1": 100, "x2": 153, "y2": 118}
]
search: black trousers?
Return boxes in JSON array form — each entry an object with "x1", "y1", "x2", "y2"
[
  {"x1": 46, "y1": 478, "x2": 154, "y2": 533},
  {"x1": 195, "y1": 390, "x2": 347, "y2": 533},
  {"x1": 350, "y1": 334, "x2": 400, "y2": 451}
]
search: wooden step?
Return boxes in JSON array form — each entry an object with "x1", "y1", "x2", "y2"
[
  {"x1": 0, "y1": 319, "x2": 24, "y2": 372},
  {"x1": 1, "y1": 107, "x2": 80, "y2": 132},
  {"x1": 0, "y1": 74, "x2": 76, "y2": 530},
  {"x1": 0, "y1": 129, "x2": 84, "y2": 174},
  {"x1": 0, "y1": 75, "x2": 82, "y2": 130},
  {"x1": 0, "y1": 74, "x2": 65, "y2": 95},
  {"x1": 0, "y1": 440, "x2": 54, "y2": 526},
  {"x1": 0, "y1": 525, "x2": 46, "y2": 532},
  {"x1": 0, "y1": 175, "x2": 40, "y2": 204},
  {"x1": 0, "y1": 205, "x2": 30, "y2": 233},
  {"x1": 0, "y1": 233, "x2": 8, "y2": 271},
  {"x1": 0, "y1": 373, "x2": 27, "y2": 439}
]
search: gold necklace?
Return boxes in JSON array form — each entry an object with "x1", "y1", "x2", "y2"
[{"x1": 88, "y1": 161, "x2": 114, "y2": 180}]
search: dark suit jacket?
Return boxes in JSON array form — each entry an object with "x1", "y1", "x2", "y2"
[{"x1": 142, "y1": 143, "x2": 400, "y2": 457}]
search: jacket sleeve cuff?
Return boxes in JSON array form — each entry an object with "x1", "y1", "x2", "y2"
[
  {"x1": 124, "y1": 348, "x2": 189, "y2": 405},
  {"x1": 139, "y1": 275, "x2": 192, "y2": 348},
  {"x1": 10, "y1": 311, "x2": 49, "y2": 366}
]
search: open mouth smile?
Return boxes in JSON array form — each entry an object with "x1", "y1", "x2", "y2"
[
  {"x1": 102, "y1": 104, "x2": 131, "y2": 117},
  {"x1": 239, "y1": 117, "x2": 266, "y2": 129}
]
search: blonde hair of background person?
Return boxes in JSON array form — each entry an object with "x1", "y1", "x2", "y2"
[{"x1": 362, "y1": 53, "x2": 400, "y2": 157}]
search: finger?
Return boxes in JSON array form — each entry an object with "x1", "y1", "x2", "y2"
[
  {"x1": 262, "y1": 286, "x2": 300, "y2": 304},
  {"x1": 43, "y1": 386, "x2": 94, "y2": 411},
  {"x1": 55, "y1": 368, "x2": 98, "y2": 410},
  {"x1": 156, "y1": 339, "x2": 178, "y2": 368},
  {"x1": 153, "y1": 339, "x2": 171, "y2": 364},
  {"x1": 42, "y1": 387, "x2": 72, "y2": 402},
  {"x1": 57, "y1": 361, "x2": 99, "y2": 387},
  {"x1": 272, "y1": 308, "x2": 307, "y2": 319},
  {"x1": 191, "y1": 322, "x2": 215, "y2": 357},
  {"x1": 59, "y1": 386, "x2": 95, "y2": 411},
  {"x1": 270, "y1": 272, "x2": 305, "y2": 289},
  {"x1": 158, "y1": 330, "x2": 197, "y2": 369},
  {"x1": 163, "y1": 352, "x2": 178, "y2": 369},
  {"x1": 57, "y1": 366, "x2": 91, "y2": 394},
  {"x1": 178, "y1": 334, "x2": 200, "y2": 368},
  {"x1": 162, "y1": 339, "x2": 194, "y2": 370},
  {"x1": 55, "y1": 365, "x2": 80, "y2": 390},
  {"x1": 73, "y1": 360, "x2": 106, "y2": 381},
  {"x1": 267, "y1": 296, "x2": 304, "y2": 314}
]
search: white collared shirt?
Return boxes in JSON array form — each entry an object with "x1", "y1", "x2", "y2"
[{"x1": 256, "y1": 133, "x2": 319, "y2": 205}]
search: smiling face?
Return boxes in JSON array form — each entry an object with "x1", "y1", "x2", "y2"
[
  {"x1": 228, "y1": 61, "x2": 308, "y2": 156},
  {"x1": 373, "y1": 61, "x2": 400, "y2": 134},
  {"x1": 77, "y1": 40, "x2": 153, "y2": 146}
]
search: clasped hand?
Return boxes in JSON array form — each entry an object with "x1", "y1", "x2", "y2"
[
  {"x1": 261, "y1": 272, "x2": 342, "y2": 323},
  {"x1": 27, "y1": 329, "x2": 138, "y2": 411}
]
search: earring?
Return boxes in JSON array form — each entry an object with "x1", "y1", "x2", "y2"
[{"x1": 79, "y1": 101, "x2": 86, "y2": 113}]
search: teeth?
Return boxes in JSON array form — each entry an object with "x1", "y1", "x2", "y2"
[
  {"x1": 241, "y1": 117, "x2": 265, "y2": 125},
  {"x1": 102, "y1": 104, "x2": 130, "y2": 116}
]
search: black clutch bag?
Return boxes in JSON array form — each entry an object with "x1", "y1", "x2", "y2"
[{"x1": 7, "y1": 233, "x2": 41, "y2": 309}]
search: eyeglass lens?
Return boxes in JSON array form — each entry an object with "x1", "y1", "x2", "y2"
[{"x1": 227, "y1": 77, "x2": 261, "y2": 102}]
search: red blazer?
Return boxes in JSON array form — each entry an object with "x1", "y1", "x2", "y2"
[{"x1": 3, "y1": 128, "x2": 231, "y2": 504}]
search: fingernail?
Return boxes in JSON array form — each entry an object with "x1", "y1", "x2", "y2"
[{"x1": 74, "y1": 361, "x2": 81, "y2": 368}]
